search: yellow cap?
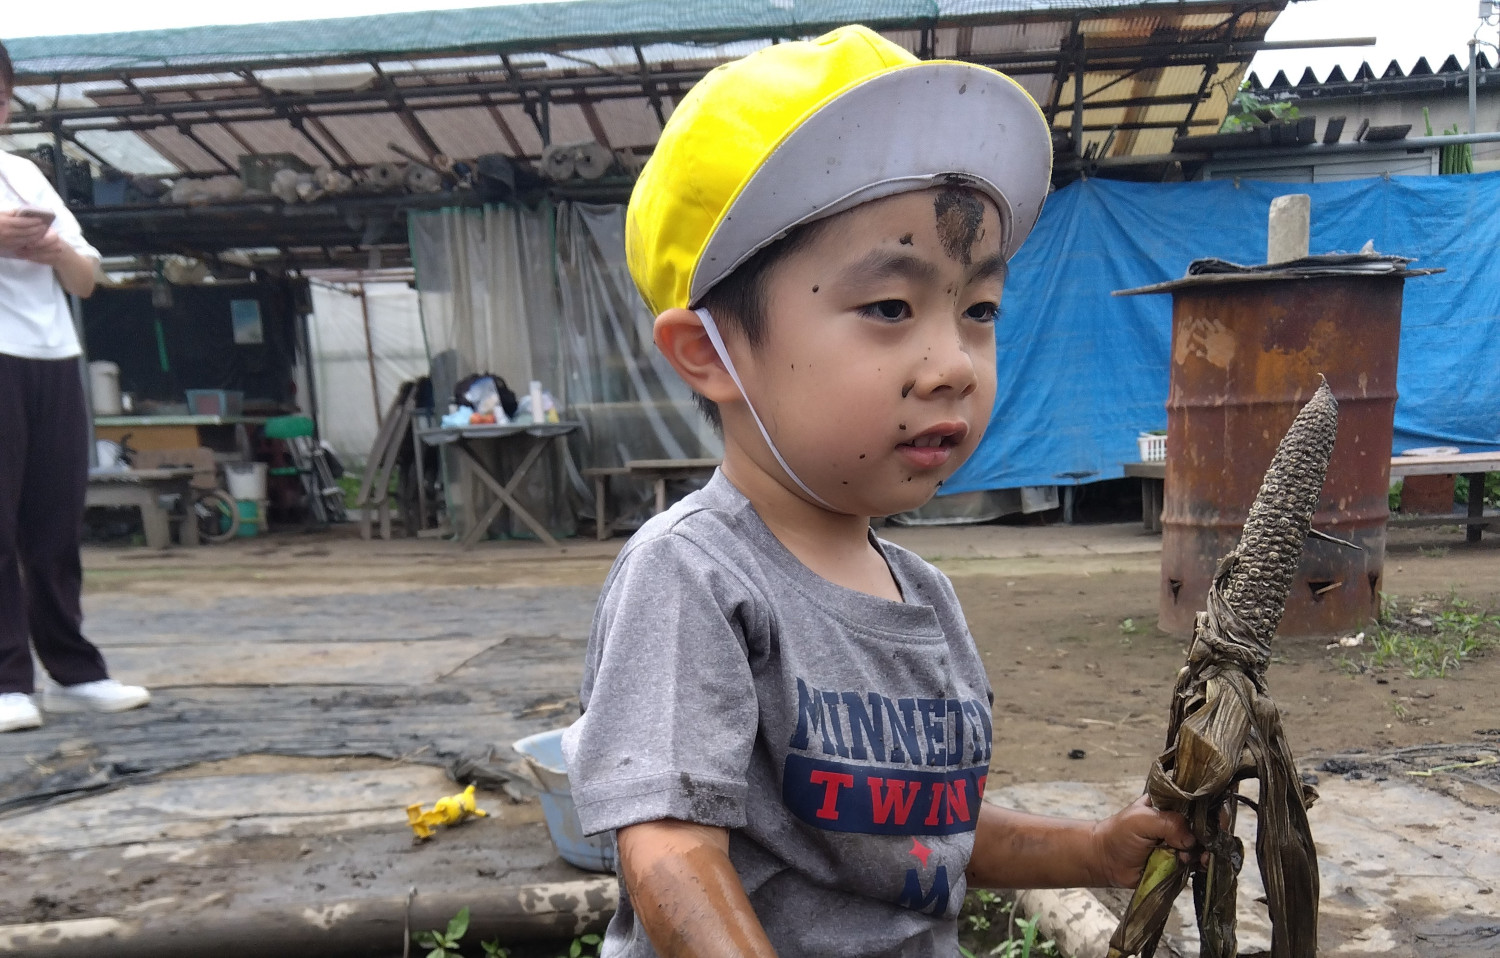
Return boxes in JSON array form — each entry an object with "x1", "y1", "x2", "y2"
[{"x1": 626, "y1": 24, "x2": 1053, "y2": 316}]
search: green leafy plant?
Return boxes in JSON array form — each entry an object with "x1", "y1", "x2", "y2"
[
  {"x1": 1119, "y1": 618, "x2": 1139, "y2": 635},
  {"x1": 1455, "y1": 472, "x2": 1500, "y2": 509},
  {"x1": 958, "y1": 891, "x2": 1059, "y2": 958},
  {"x1": 1219, "y1": 81, "x2": 1301, "y2": 133},
  {"x1": 480, "y1": 941, "x2": 510, "y2": 958},
  {"x1": 560, "y1": 934, "x2": 603, "y2": 958},
  {"x1": 414, "y1": 907, "x2": 470, "y2": 958}
]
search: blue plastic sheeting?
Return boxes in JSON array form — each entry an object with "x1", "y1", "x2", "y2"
[{"x1": 944, "y1": 174, "x2": 1500, "y2": 496}]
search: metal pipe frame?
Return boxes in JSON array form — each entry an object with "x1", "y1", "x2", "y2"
[
  {"x1": 1080, "y1": 128, "x2": 1500, "y2": 170},
  {"x1": 8, "y1": 34, "x2": 1367, "y2": 132}
]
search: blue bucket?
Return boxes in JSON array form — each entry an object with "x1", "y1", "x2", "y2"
[{"x1": 513, "y1": 729, "x2": 617, "y2": 873}]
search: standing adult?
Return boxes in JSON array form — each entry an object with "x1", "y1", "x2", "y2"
[{"x1": 0, "y1": 40, "x2": 150, "y2": 732}]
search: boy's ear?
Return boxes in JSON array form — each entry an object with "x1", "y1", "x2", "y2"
[{"x1": 653, "y1": 308, "x2": 742, "y2": 405}]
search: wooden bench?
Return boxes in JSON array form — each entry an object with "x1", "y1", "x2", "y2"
[
  {"x1": 1125, "y1": 452, "x2": 1500, "y2": 542},
  {"x1": 86, "y1": 468, "x2": 199, "y2": 548},
  {"x1": 582, "y1": 458, "x2": 721, "y2": 540}
]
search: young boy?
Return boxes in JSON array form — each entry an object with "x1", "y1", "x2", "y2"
[{"x1": 562, "y1": 25, "x2": 1196, "y2": 957}]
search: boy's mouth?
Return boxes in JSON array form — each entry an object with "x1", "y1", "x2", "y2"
[{"x1": 896, "y1": 423, "x2": 968, "y2": 468}]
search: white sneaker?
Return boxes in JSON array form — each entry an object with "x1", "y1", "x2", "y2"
[
  {"x1": 43, "y1": 679, "x2": 151, "y2": 714},
  {"x1": 0, "y1": 693, "x2": 43, "y2": 732}
]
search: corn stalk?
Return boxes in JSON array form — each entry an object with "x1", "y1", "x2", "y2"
[{"x1": 1109, "y1": 379, "x2": 1336, "y2": 958}]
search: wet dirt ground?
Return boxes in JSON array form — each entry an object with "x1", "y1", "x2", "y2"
[
  {"x1": 3, "y1": 520, "x2": 1497, "y2": 954},
  {"x1": 75, "y1": 519, "x2": 1493, "y2": 790}
]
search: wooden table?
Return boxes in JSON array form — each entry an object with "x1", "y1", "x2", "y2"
[
  {"x1": 1125, "y1": 453, "x2": 1500, "y2": 541},
  {"x1": 1122, "y1": 461, "x2": 1166, "y2": 533},
  {"x1": 1388, "y1": 452, "x2": 1500, "y2": 544},
  {"x1": 419, "y1": 422, "x2": 579, "y2": 549},
  {"x1": 582, "y1": 458, "x2": 721, "y2": 540},
  {"x1": 95, "y1": 415, "x2": 267, "y2": 461},
  {"x1": 86, "y1": 467, "x2": 199, "y2": 548}
]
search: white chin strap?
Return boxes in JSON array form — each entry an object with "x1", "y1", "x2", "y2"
[{"x1": 695, "y1": 307, "x2": 837, "y2": 510}]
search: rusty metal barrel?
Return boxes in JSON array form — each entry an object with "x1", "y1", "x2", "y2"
[{"x1": 1124, "y1": 260, "x2": 1429, "y2": 637}]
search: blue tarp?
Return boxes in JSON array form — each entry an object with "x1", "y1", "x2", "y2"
[{"x1": 945, "y1": 174, "x2": 1500, "y2": 496}]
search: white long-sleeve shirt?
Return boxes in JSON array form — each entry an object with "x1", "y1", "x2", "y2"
[{"x1": 0, "y1": 152, "x2": 101, "y2": 360}]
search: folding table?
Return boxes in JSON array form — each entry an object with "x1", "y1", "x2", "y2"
[{"x1": 419, "y1": 421, "x2": 579, "y2": 548}]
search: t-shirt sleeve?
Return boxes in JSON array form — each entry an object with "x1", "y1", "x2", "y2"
[
  {"x1": 12, "y1": 158, "x2": 101, "y2": 262},
  {"x1": 563, "y1": 532, "x2": 759, "y2": 835}
]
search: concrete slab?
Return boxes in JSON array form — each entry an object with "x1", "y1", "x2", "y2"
[
  {"x1": 885, "y1": 521, "x2": 1162, "y2": 562},
  {"x1": 0, "y1": 758, "x2": 608, "y2": 949},
  {"x1": 102, "y1": 638, "x2": 499, "y2": 687},
  {"x1": 80, "y1": 585, "x2": 601, "y2": 648},
  {"x1": 0, "y1": 765, "x2": 458, "y2": 854},
  {"x1": 988, "y1": 775, "x2": 1500, "y2": 957}
]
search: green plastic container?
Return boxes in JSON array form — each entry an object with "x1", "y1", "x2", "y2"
[{"x1": 236, "y1": 500, "x2": 261, "y2": 537}]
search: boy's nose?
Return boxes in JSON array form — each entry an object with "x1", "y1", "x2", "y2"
[{"x1": 913, "y1": 330, "x2": 979, "y2": 399}]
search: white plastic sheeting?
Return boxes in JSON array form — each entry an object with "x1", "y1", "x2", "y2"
[
  {"x1": 555, "y1": 204, "x2": 722, "y2": 508},
  {"x1": 409, "y1": 202, "x2": 721, "y2": 537},
  {"x1": 410, "y1": 204, "x2": 572, "y2": 538},
  {"x1": 409, "y1": 204, "x2": 559, "y2": 406},
  {"x1": 307, "y1": 280, "x2": 427, "y2": 468}
]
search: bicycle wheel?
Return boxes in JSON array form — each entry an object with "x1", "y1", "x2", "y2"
[{"x1": 195, "y1": 489, "x2": 241, "y2": 544}]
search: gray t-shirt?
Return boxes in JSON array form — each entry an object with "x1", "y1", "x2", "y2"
[{"x1": 562, "y1": 472, "x2": 994, "y2": 957}]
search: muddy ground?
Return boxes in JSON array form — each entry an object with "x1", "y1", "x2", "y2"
[
  {"x1": 72, "y1": 521, "x2": 1500, "y2": 789},
  {"x1": 4, "y1": 521, "x2": 1497, "y2": 953},
  {"x1": 952, "y1": 534, "x2": 1500, "y2": 790}
]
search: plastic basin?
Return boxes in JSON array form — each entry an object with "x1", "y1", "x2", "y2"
[{"x1": 512, "y1": 729, "x2": 617, "y2": 873}]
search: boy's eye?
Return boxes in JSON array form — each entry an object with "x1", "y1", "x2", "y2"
[
  {"x1": 964, "y1": 302, "x2": 1000, "y2": 323},
  {"x1": 861, "y1": 299, "x2": 911, "y2": 322}
]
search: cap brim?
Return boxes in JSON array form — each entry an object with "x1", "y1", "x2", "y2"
[{"x1": 691, "y1": 60, "x2": 1052, "y2": 306}]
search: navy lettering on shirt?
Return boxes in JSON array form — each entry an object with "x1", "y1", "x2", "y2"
[{"x1": 783, "y1": 678, "x2": 992, "y2": 838}]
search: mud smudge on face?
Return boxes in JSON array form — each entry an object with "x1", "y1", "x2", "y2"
[
  {"x1": 898, "y1": 233, "x2": 914, "y2": 246},
  {"x1": 811, "y1": 285, "x2": 819, "y2": 293},
  {"x1": 933, "y1": 188, "x2": 984, "y2": 265},
  {"x1": 901, "y1": 381, "x2": 915, "y2": 398}
]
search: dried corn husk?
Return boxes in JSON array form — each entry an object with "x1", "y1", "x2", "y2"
[{"x1": 1109, "y1": 379, "x2": 1335, "y2": 958}]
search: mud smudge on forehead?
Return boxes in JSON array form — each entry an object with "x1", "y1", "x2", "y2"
[{"x1": 933, "y1": 188, "x2": 984, "y2": 266}]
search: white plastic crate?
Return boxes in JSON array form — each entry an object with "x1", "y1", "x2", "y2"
[{"x1": 1137, "y1": 432, "x2": 1166, "y2": 462}]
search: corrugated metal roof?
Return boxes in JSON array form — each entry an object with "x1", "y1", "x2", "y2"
[{"x1": 1247, "y1": 53, "x2": 1497, "y2": 99}]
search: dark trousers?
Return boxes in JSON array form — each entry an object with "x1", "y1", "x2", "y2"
[{"x1": 0, "y1": 353, "x2": 108, "y2": 694}]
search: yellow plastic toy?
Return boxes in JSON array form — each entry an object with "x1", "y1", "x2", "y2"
[{"x1": 406, "y1": 784, "x2": 488, "y2": 840}]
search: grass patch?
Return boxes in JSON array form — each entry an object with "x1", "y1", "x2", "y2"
[
  {"x1": 959, "y1": 889, "x2": 1060, "y2": 958},
  {"x1": 1349, "y1": 592, "x2": 1500, "y2": 679}
]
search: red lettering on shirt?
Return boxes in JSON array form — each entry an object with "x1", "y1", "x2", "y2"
[{"x1": 809, "y1": 770, "x2": 855, "y2": 820}]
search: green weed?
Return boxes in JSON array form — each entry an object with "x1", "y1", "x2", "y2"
[
  {"x1": 414, "y1": 907, "x2": 471, "y2": 958},
  {"x1": 413, "y1": 907, "x2": 600, "y2": 958},
  {"x1": 959, "y1": 890, "x2": 1060, "y2": 958},
  {"x1": 1353, "y1": 592, "x2": 1500, "y2": 678}
]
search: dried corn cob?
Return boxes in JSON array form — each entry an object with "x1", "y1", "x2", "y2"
[
  {"x1": 1109, "y1": 378, "x2": 1335, "y2": 958},
  {"x1": 1220, "y1": 379, "x2": 1340, "y2": 648}
]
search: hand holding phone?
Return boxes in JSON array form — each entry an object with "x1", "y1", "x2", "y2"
[
  {"x1": 15, "y1": 206, "x2": 57, "y2": 225},
  {"x1": 1, "y1": 207, "x2": 59, "y2": 258}
]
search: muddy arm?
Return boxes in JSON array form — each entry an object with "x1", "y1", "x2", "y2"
[
  {"x1": 967, "y1": 799, "x2": 1197, "y2": 890},
  {"x1": 617, "y1": 819, "x2": 778, "y2": 958}
]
